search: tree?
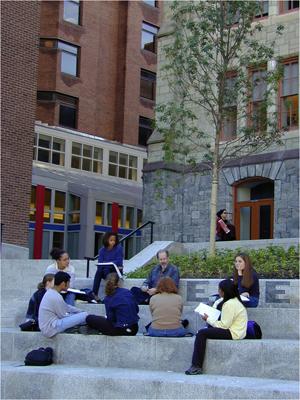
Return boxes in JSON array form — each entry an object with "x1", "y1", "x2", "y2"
[{"x1": 155, "y1": 0, "x2": 284, "y2": 255}]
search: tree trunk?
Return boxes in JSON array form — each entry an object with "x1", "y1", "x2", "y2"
[{"x1": 209, "y1": 162, "x2": 219, "y2": 256}]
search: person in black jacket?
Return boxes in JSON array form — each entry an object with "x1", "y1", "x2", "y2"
[
  {"x1": 23, "y1": 274, "x2": 55, "y2": 329},
  {"x1": 86, "y1": 273, "x2": 139, "y2": 335}
]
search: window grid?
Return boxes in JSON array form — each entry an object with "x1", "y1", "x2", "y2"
[
  {"x1": 33, "y1": 133, "x2": 65, "y2": 166},
  {"x1": 250, "y1": 69, "x2": 268, "y2": 132},
  {"x1": 63, "y1": 0, "x2": 80, "y2": 25},
  {"x1": 71, "y1": 142, "x2": 103, "y2": 174},
  {"x1": 108, "y1": 151, "x2": 138, "y2": 181},
  {"x1": 254, "y1": 0, "x2": 269, "y2": 18},
  {"x1": 280, "y1": 60, "x2": 299, "y2": 129},
  {"x1": 141, "y1": 22, "x2": 159, "y2": 53},
  {"x1": 140, "y1": 69, "x2": 156, "y2": 100}
]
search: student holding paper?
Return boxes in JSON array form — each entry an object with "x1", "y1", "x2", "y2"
[
  {"x1": 92, "y1": 232, "x2": 124, "y2": 302},
  {"x1": 185, "y1": 279, "x2": 247, "y2": 375},
  {"x1": 233, "y1": 253, "x2": 260, "y2": 308}
]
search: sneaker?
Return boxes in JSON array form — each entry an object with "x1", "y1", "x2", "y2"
[
  {"x1": 182, "y1": 319, "x2": 189, "y2": 328},
  {"x1": 184, "y1": 332, "x2": 194, "y2": 337},
  {"x1": 185, "y1": 365, "x2": 203, "y2": 375}
]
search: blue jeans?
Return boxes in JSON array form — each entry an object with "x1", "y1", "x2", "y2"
[
  {"x1": 55, "y1": 312, "x2": 88, "y2": 333},
  {"x1": 148, "y1": 325, "x2": 186, "y2": 337},
  {"x1": 62, "y1": 292, "x2": 76, "y2": 306},
  {"x1": 243, "y1": 296, "x2": 259, "y2": 308}
]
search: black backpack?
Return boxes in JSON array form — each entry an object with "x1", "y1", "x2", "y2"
[
  {"x1": 24, "y1": 347, "x2": 54, "y2": 366},
  {"x1": 245, "y1": 320, "x2": 262, "y2": 339}
]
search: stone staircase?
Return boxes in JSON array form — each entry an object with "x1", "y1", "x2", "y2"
[{"x1": 1, "y1": 260, "x2": 299, "y2": 399}]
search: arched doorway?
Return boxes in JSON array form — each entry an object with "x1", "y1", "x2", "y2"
[{"x1": 234, "y1": 178, "x2": 274, "y2": 240}]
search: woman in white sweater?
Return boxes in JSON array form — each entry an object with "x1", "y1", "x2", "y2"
[{"x1": 185, "y1": 279, "x2": 248, "y2": 375}]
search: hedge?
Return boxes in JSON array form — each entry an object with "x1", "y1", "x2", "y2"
[{"x1": 126, "y1": 246, "x2": 299, "y2": 279}]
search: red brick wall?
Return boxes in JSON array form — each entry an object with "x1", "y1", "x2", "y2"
[
  {"x1": 37, "y1": 0, "x2": 161, "y2": 145},
  {"x1": 1, "y1": 1, "x2": 40, "y2": 247}
]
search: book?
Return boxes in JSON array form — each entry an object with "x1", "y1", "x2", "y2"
[
  {"x1": 194, "y1": 303, "x2": 221, "y2": 322},
  {"x1": 96, "y1": 262, "x2": 123, "y2": 279}
]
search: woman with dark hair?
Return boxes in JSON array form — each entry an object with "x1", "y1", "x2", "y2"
[
  {"x1": 216, "y1": 209, "x2": 236, "y2": 241},
  {"x1": 92, "y1": 232, "x2": 124, "y2": 302},
  {"x1": 185, "y1": 279, "x2": 247, "y2": 375},
  {"x1": 20, "y1": 274, "x2": 55, "y2": 331},
  {"x1": 147, "y1": 277, "x2": 188, "y2": 337},
  {"x1": 86, "y1": 273, "x2": 139, "y2": 335},
  {"x1": 45, "y1": 248, "x2": 76, "y2": 305},
  {"x1": 234, "y1": 253, "x2": 260, "y2": 308}
]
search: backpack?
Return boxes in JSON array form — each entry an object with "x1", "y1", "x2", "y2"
[
  {"x1": 19, "y1": 320, "x2": 40, "y2": 332},
  {"x1": 24, "y1": 347, "x2": 54, "y2": 366},
  {"x1": 246, "y1": 320, "x2": 262, "y2": 339}
]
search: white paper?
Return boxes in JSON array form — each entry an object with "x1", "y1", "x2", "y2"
[
  {"x1": 96, "y1": 262, "x2": 123, "y2": 279},
  {"x1": 194, "y1": 303, "x2": 221, "y2": 322},
  {"x1": 240, "y1": 295, "x2": 250, "y2": 302},
  {"x1": 61, "y1": 288, "x2": 87, "y2": 295}
]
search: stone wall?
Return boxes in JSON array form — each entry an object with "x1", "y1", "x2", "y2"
[{"x1": 142, "y1": 152, "x2": 299, "y2": 242}]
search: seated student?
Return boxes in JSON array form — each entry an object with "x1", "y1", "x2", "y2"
[
  {"x1": 86, "y1": 273, "x2": 139, "y2": 336},
  {"x1": 45, "y1": 248, "x2": 76, "y2": 306},
  {"x1": 38, "y1": 271, "x2": 88, "y2": 338},
  {"x1": 234, "y1": 253, "x2": 260, "y2": 308},
  {"x1": 92, "y1": 232, "x2": 124, "y2": 302},
  {"x1": 23, "y1": 274, "x2": 55, "y2": 329},
  {"x1": 185, "y1": 279, "x2": 247, "y2": 375},
  {"x1": 147, "y1": 277, "x2": 188, "y2": 337},
  {"x1": 131, "y1": 250, "x2": 180, "y2": 305}
]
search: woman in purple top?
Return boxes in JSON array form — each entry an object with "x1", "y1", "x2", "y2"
[
  {"x1": 233, "y1": 253, "x2": 260, "y2": 308},
  {"x1": 92, "y1": 232, "x2": 124, "y2": 302}
]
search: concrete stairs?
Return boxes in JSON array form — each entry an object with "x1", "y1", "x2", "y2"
[{"x1": 1, "y1": 260, "x2": 299, "y2": 399}]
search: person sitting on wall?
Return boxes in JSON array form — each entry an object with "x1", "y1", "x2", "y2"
[
  {"x1": 130, "y1": 250, "x2": 180, "y2": 305},
  {"x1": 146, "y1": 277, "x2": 189, "y2": 337},
  {"x1": 38, "y1": 271, "x2": 88, "y2": 338},
  {"x1": 216, "y1": 209, "x2": 236, "y2": 241},
  {"x1": 20, "y1": 274, "x2": 55, "y2": 331},
  {"x1": 86, "y1": 273, "x2": 139, "y2": 336},
  {"x1": 92, "y1": 232, "x2": 124, "y2": 303},
  {"x1": 185, "y1": 279, "x2": 248, "y2": 375},
  {"x1": 45, "y1": 248, "x2": 76, "y2": 306},
  {"x1": 233, "y1": 253, "x2": 260, "y2": 308}
]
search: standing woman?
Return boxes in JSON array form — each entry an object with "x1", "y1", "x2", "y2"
[
  {"x1": 216, "y1": 209, "x2": 236, "y2": 241},
  {"x1": 185, "y1": 279, "x2": 247, "y2": 375},
  {"x1": 87, "y1": 273, "x2": 139, "y2": 335},
  {"x1": 234, "y1": 253, "x2": 260, "y2": 308},
  {"x1": 92, "y1": 232, "x2": 123, "y2": 302},
  {"x1": 45, "y1": 248, "x2": 76, "y2": 305},
  {"x1": 147, "y1": 277, "x2": 187, "y2": 337}
]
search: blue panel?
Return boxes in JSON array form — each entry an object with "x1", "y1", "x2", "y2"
[
  {"x1": 68, "y1": 224, "x2": 81, "y2": 231},
  {"x1": 93, "y1": 225, "x2": 141, "y2": 236},
  {"x1": 28, "y1": 222, "x2": 65, "y2": 231}
]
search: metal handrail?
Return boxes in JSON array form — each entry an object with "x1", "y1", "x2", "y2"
[{"x1": 84, "y1": 220, "x2": 155, "y2": 278}]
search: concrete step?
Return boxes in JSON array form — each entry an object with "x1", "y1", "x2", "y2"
[
  {"x1": 2, "y1": 362, "x2": 299, "y2": 400},
  {"x1": 1, "y1": 329, "x2": 298, "y2": 381},
  {"x1": 3, "y1": 299, "x2": 299, "y2": 339}
]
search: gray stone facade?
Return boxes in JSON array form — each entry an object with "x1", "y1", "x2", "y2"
[{"x1": 143, "y1": 151, "x2": 299, "y2": 242}]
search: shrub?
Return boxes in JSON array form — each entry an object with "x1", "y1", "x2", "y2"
[{"x1": 126, "y1": 246, "x2": 299, "y2": 279}]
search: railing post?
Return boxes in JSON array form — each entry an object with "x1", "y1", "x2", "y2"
[
  {"x1": 86, "y1": 258, "x2": 90, "y2": 278},
  {"x1": 150, "y1": 222, "x2": 154, "y2": 244}
]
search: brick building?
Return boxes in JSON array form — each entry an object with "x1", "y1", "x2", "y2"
[
  {"x1": 1, "y1": 1, "x2": 40, "y2": 252},
  {"x1": 2, "y1": 1, "x2": 161, "y2": 259}
]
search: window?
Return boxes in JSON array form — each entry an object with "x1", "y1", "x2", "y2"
[
  {"x1": 280, "y1": 0, "x2": 299, "y2": 13},
  {"x1": 139, "y1": 116, "x2": 153, "y2": 146},
  {"x1": 59, "y1": 104, "x2": 77, "y2": 128},
  {"x1": 125, "y1": 207, "x2": 135, "y2": 229},
  {"x1": 137, "y1": 209, "x2": 143, "y2": 227},
  {"x1": 140, "y1": 69, "x2": 156, "y2": 100},
  {"x1": 33, "y1": 132, "x2": 65, "y2": 166},
  {"x1": 44, "y1": 189, "x2": 52, "y2": 222},
  {"x1": 71, "y1": 142, "x2": 103, "y2": 173},
  {"x1": 255, "y1": 1, "x2": 269, "y2": 18},
  {"x1": 280, "y1": 60, "x2": 298, "y2": 129},
  {"x1": 58, "y1": 41, "x2": 79, "y2": 76},
  {"x1": 143, "y1": 0, "x2": 158, "y2": 7},
  {"x1": 69, "y1": 194, "x2": 80, "y2": 224},
  {"x1": 95, "y1": 202, "x2": 104, "y2": 225},
  {"x1": 29, "y1": 186, "x2": 36, "y2": 221},
  {"x1": 63, "y1": 0, "x2": 80, "y2": 25},
  {"x1": 54, "y1": 191, "x2": 66, "y2": 223},
  {"x1": 108, "y1": 151, "x2": 138, "y2": 181},
  {"x1": 141, "y1": 22, "x2": 158, "y2": 53},
  {"x1": 222, "y1": 75, "x2": 237, "y2": 140},
  {"x1": 250, "y1": 69, "x2": 267, "y2": 132}
]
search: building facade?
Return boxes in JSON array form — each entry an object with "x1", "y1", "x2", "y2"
[
  {"x1": 2, "y1": 1, "x2": 161, "y2": 258},
  {"x1": 144, "y1": 1, "x2": 299, "y2": 243}
]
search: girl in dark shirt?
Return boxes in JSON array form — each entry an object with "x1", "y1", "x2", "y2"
[
  {"x1": 87, "y1": 273, "x2": 139, "y2": 335},
  {"x1": 233, "y1": 253, "x2": 259, "y2": 308}
]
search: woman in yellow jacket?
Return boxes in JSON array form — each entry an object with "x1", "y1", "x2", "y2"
[{"x1": 185, "y1": 279, "x2": 247, "y2": 375}]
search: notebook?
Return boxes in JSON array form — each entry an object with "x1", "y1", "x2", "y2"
[{"x1": 194, "y1": 303, "x2": 221, "y2": 322}]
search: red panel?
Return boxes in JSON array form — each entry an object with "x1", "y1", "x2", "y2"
[
  {"x1": 33, "y1": 185, "x2": 45, "y2": 259},
  {"x1": 112, "y1": 202, "x2": 119, "y2": 233}
]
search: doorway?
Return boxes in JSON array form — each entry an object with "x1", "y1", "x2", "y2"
[{"x1": 234, "y1": 178, "x2": 274, "y2": 240}]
